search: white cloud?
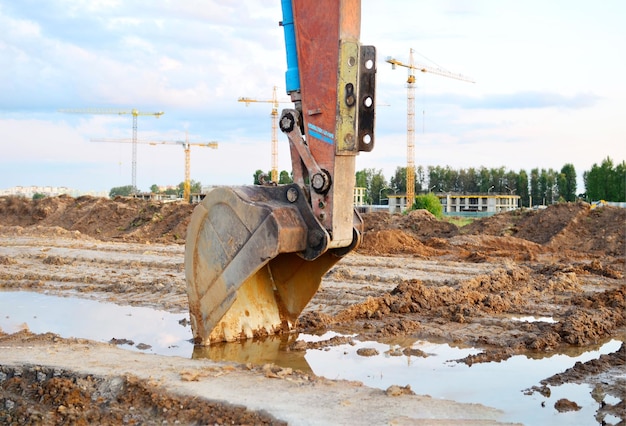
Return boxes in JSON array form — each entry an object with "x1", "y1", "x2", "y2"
[{"x1": 0, "y1": 0, "x2": 624, "y2": 194}]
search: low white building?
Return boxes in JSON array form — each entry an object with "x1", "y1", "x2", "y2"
[
  {"x1": 437, "y1": 193, "x2": 520, "y2": 214},
  {"x1": 387, "y1": 193, "x2": 520, "y2": 215}
]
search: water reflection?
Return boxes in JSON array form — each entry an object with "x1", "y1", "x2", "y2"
[
  {"x1": 1, "y1": 291, "x2": 623, "y2": 426},
  {"x1": 0, "y1": 290, "x2": 194, "y2": 358},
  {"x1": 192, "y1": 333, "x2": 313, "y2": 374}
]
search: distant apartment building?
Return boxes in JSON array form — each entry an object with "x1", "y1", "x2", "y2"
[
  {"x1": 0, "y1": 186, "x2": 74, "y2": 198},
  {"x1": 387, "y1": 193, "x2": 520, "y2": 215},
  {"x1": 353, "y1": 187, "x2": 367, "y2": 206},
  {"x1": 437, "y1": 193, "x2": 520, "y2": 214},
  {"x1": 0, "y1": 186, "x2": 107, "y2": 198}
]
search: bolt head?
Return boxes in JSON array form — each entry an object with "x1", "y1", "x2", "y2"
[{"x1": 286, "y1": 187, "x2": 298, "y2": 203}]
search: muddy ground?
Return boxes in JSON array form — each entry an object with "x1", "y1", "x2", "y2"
[{"x1": 0, "y1": 195, "x2": 624, "y2": 424}]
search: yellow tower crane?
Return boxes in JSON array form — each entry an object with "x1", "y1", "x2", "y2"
[
  {"x1": 238, "y1": 86, "x2": 290, "y2": 183},
  {"x1": 59, "y1": 108, "x2": 164, "y2": 192},
  {"x1": 386, "y1": 49, "x2": 474, "y2": 209},
  {"x1": 91, "y1": 131, "x2": 218, "y2": 202}
]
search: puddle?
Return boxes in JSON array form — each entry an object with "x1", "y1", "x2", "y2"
[
  {"x1": 510, "y1": 315, "x2": 557, "y2": 323},
  {"x1": 305, "y1": 338, "x2": 622, "y2": 425},
  {"x1": 1, "y1": 291, "x2": 622, "y2": 425},
  {"x1": 0, "y1": 291, "x2": 194, "y2": 357}
]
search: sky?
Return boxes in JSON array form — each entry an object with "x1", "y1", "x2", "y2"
[{"x1": 1, "y1": 0, "x2": 625, "y2": 194}]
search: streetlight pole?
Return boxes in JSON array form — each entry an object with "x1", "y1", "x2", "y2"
[
  {"x1": 379, "y1": 187, "x2": 391, "y2": 205},
  {"x1": 429, "y1": 185, "x2": 437, "y2": 192},
  {"x1": 488, "y1": 185, "x2": 495, "y2": 194}
]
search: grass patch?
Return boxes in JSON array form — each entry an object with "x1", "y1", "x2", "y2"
[{"x1": 443, "y1": 216, "x2": 475, "y2": 228}]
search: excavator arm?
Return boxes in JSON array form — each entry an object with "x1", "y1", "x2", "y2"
[{"x1": 185, "y1": 0, "x2": 376, "y2": 344}]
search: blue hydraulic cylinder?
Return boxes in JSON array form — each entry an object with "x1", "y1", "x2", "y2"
[{"x1": 280, "y1": 0, "x2": 300, "y2": 93}]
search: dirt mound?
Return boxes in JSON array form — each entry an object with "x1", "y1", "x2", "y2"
[
  {"x1": 514, "y1": 202, "x2": 590, "y2": 244},
  {"x1": 461, "y1": 208, "x2": 529, "y2": 237},
  {"x1": 0, "y1": 195, "x2": 193, "y2": 244},
  {"x1": 359, "y1": 210, "x2": 458, "y2": 255},
  {"x1": 545, "y1": 205, "x2": 626, "y2": 256},
  {"x1": 1, "y1": 195, "x2": 623, "y2": 256},
  {"x1": 461, "y1": 203, "x2": 592, "y2": 243},
  {"x1": 310, "y1": 267, "x2": 625, "y2": 352},
  {"x1": 362, "y1": 210, "x2": 459, "y2": 240},
  {"x1": 462, "y1": 202, "x2": 625, "y2": 256},
  {"x1": 358, "y1": 229, "x2": 440, "y2": 257},
  {"x1": 449, "y1": 235, "x2": 543, "y2": 262}
]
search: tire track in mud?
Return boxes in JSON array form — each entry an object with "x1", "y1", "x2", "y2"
[{"x1": 0, "y1": 236, "x2": 188, "y2": 313}]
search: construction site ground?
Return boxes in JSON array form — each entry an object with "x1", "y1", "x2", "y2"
[{"x1": 0, "y1": 194, "x2": 624, "y2": 425}]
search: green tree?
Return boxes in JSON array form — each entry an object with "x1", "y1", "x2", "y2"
[
  {"x1": 370, "y1": 170, "x2": 387, "y2": 204},
  {"x1": 415, "y1": 165, "x2": 426, "y2": 192},
  {"x1": 109, "y1": 185, "x2": 135, "y2": 198},
  {"x1": 355, "y1": 169, "x2": 371, "y2": 203},
  {"x1": 414, "y1": 193, "x2": 443, "y2": 218},
  {"x1": 177, "y1": 180, "x2": 202, "y2": 196},
  {"x1": 458, "y1": 168, "x2": 478, "y2": 193},
  {"x1": 537, "y1": 168, "x2": 558, "y2": 205},
  {"x1": 584, "y1": 157, "x2": 626, "y2": 201},
  {"x1": 558, "y1": 163, "x2": 577, "y2": 202},
  {"x1": 253, "y1": 169, "x2": 271, "y2": 185},
  {"x1": 615, "y1": 161, "x2": 626, "y2": 202},
  {"x1": 355, "y1": 169, "x2": 368, "y2": 188},
  {"x1": 442, "y1": 166, "x2": 459, "y2": 192},
  {"x1": 150, "y1": 184, "x2": 160, "y2": 194},
  {"x1": 427, "y1": 165, "x2": 444, "y2": 192},
  {"x1": 503, "y1": 170, "x2": 518, "y2": 194},
  {"x1": 355, "y1": 168, "x2": 386, "y2": 204},
  {"x1": 390, "y1": 167, "x2": 407, "y2": 194},
  {"x1": 517, "y1": 170, "x2": 530, "y2": 207},
  {"x1": 278, "y1": 170, "x2": 293, "y2": 184},
  {"x1": 490, "y1": 167, "x2": 506, "y2": 193},
  {"x1": 32, "y1": 193, "x2": 46, "y2": 200},
  {"x1": 530, "y1": 168, "x2": 540, "y2": 206},
  {"x1": 478, "y1": 167, "x2": 491, "y2": 193}
]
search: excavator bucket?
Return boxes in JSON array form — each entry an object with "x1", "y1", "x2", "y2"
[
  {"x1": 186, "y1": 185, "x2": 360, "y2": 343},
  {"x1": 185, "y1": 0, "x2": 376, "y2": 345}
]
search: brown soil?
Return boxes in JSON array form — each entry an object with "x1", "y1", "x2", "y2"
[
  {"x1": 1, "y1": 332, "x2": 282, "y2": 426},
  {"x1": 0, "y1": 195, "x2": 193, "y2": 244},
  {"x1": 1, "y1": 195, "x2": 625, "y2": 424}
]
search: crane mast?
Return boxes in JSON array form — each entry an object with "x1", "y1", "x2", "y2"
[
  {"x1": 238, "y1": 86, "x2": 289, "y2": 183},
  {"x1": 386, "y1": 49, "x2": 474, "y2": 209},
  {"x1": 59, "y1": 108, "x2": 164, "y2": 192},
  {"x1": 407, "y1": 49, "x2": 416, "y2": 210}
]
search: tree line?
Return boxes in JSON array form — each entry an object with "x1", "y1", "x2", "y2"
[
  {"x1": 109, "y1": 180, "x2": 202, "y2": 198},
  {"x1": 253, "y1": 157, "x2": 624, "y2": 207},
  {"x1": 356, "y1": 157, "x2": 624, "y2": 206},
  {"x1": 107, "y1": 157, "x2": 624, "y2": 206}
]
